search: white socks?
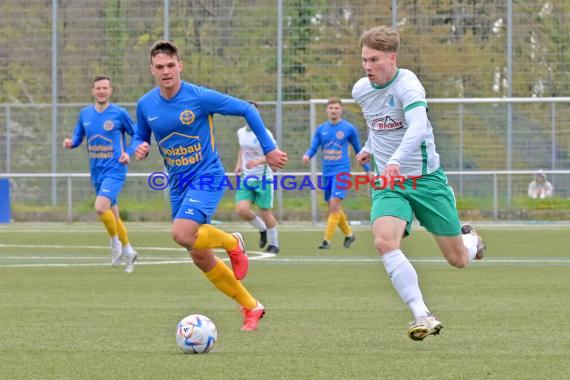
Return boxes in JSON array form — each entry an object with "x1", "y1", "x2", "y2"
[
  {"x1": 267, "y1": 227, "x2": 278, "y2": 247},
  {"x1": 248, "y1": 216, "x2": 267, "y2": 232},
  {"x1": 461, "y1": 234, "x2": 478, "y2": 261},
  {"x1": 382, "y1": 249, "x2": 429, "y2": 318}
]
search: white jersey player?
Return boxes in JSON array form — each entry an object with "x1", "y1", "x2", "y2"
[
  {"x1": 234, "y1": 105, "x2": 280, "y2": 254},
  {"x1": 354, "y1": 26, "x2": 486, "y2": 341}
]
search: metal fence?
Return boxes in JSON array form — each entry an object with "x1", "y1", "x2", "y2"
[
  {"x1": 1, "y1": 0, "x2": 570, "y2": 221},
  {"x1": 2, "y1": 170, "x2": 569, "y2": 223}
]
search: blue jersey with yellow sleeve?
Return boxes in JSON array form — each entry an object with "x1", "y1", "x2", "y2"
[
  {"x1": 70, "y1": 103, "x2": 135, "y2": 181},
  {"x1": 305, "y1": 119, "x2": 371, "y2": 176},
  {"x1": 131, "y1": 81, "x2": 276, "y2": 194}
]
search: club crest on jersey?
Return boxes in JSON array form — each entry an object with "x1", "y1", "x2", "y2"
[
  {"x1": 371, "y1": 116, "x2": 404, "y2": 131},
  {"x1": 180, "y1": 110, "x2": 195, "y2": 125},
  {"x1": 336, "y1": 131, "x2": 344, "y2": 140},
  {"x1": 103, "y1": 120, "x2": 114, "y2": 131}
]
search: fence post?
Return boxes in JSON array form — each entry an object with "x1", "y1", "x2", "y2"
[
  {"x1": 67, "y1": 175, "x2": 73, "y2": 223},
  {"x1": 309, "y1": 101, "x2": 318, "y2": 225},
  {"x1": 493, "y1": 172, "x2": 498, "y2": 220},
  {"x1": 551, "y1": 102, "x2": 556, "y2": 190},
  {"x1": 5, "y1": 106, "x2": 10, "y2": 173},
  {"x1": 458, "y1": 103, "x2": 463, "y2": 195}
]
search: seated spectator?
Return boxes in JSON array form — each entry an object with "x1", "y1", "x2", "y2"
[{"x1": 527, "y1": 170, "x2": 553, "y2": 199}]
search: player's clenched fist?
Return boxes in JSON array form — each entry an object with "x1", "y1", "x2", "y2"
[
  {"x1": 62, "y1": 138, "x2": 73, "y2": 149},
  {"x1": 356, "y1": 151, "x2": 371, "y2": 164},
  {"x1": 135, "y1": 142, "x2": 150, "y2": 160},
  {"x1": 266, "y1": 148, "x2": 288, "y2": 170}
]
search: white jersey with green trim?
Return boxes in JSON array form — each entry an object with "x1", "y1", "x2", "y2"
[
  {"x1": 237, "y1": 126, "x2": 275, "y2": 178},
  {"x1": 352, "y1": 68, "x2": 440, "y2": 177}
]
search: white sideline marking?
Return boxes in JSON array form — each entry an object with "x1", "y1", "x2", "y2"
[
  {"x1": 0, "y1": 243, "x2": 274, "y2": 268},
  {"x1": 1, "y1": 253, "x2": 570, "y2": 268},
  {"x1": 0, "y1": 243, "x2": 184, "y2": 251}
]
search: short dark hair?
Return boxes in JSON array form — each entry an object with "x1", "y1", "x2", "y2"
[
  {"x1": 92, "y1": 75, "x2": 111, "y2": 86},
  {"x1": 150, "y1": 40, "x2": 180, "y2": 63}
]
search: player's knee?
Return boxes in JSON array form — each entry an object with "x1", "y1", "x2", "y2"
[
  {"x1": 447, "y1": 251, "x2": 468, "y2": 268},
  {"x1": 172, "y1": 229, "x2": 196, "y2": 249},
  {"x1": 374, "y1": 236, "x2": 396, "y2": 254},
  {"x1": 94, "y1": 204, "x2": 108, "y2": 215},
  {"x1": 235, "y1": 204, "x2": 250, "y2": 218}
]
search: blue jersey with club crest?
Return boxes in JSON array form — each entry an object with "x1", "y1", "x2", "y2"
[
  {"x1": 130, "y1": 81, "x2": 276, "y2": 194},
  {"x1": 70, "y1": 104, "x2": 135, "y2": 182},
  {"x1": 305, "y1": 119, "x2": 371, "y2": 176}
]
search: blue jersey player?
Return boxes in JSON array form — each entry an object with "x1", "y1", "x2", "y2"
[
  {"x1": 125, "y1": 40, "x2": 288, "y2": 331},
  {"x1": 303, "y1": 97, "x2": 371, "y2": 249},
  {"x1": 63, "y1": 75, "x2": 138, "y2": 273}
]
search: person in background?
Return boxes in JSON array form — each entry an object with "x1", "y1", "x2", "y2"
[
  {"x1": 303, "y1": 97, "x2": 372, "y2": 249},
  {"x1": 527, "y1": 170, "x2": 553, "y2": 199},
  {"x1": 63, "y1": 75, "x2": 138, "y2": 273},
  {"x1": 234, "y1": 103, "x2": 280, "y2": 254}
]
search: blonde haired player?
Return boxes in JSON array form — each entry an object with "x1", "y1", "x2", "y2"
[{"x1": 353, "y1": 26, "x2": 486, "y2": 341}]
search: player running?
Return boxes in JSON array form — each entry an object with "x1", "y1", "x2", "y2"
[
  {"x1": 353, "y1": 26, "x2": 486, "y2": 341},
  {"x1": 124, "y1": 40, "x2": 287, "y2": 331},
  {"x1": 303, "y1": 97, "x2": 371, "y2": 249},
  {"x1": 234, "y1": 103, "x2": 280, "y2": 254},
  {"x1": 63, "y1": 75, "x2": 138, "y2": 273}
]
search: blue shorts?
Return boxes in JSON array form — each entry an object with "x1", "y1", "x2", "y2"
[
  {"x1": 93, "y1": 176, "x2": 125, "y2": 206},
  {"x1": 171, "y1": 187, "x2": 225, "y2": 224},
  {"x1": 323, "y1": 173, "x2": 350, "y2": 202}
]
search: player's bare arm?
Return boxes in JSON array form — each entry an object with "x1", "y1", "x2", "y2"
[
  {"x1": 246, "y1": 157, "x2": 266, "y2": 170},
  {"x1": 235, "y1": 148, "x2": 243, "y2": 175}
]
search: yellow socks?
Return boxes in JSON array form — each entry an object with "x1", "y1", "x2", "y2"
[
  {"x1": 99, "y1": 209, "x2": 117, "y2": 237},
  {"x1": 324, "y1": 212, "x2": 341, "y2": 241},
  {"x1": 338, "y1": 209, "x2": 353, "y2": 236},
  {"x1": 193, "y1": 224, "x2": 238, "y2": 251},
  {"x1": 117, "y1": 218, "x2": 129, "y2": 246},
  {"x1": 204, "y1": 259, "x2": 257, "y2": 309}
]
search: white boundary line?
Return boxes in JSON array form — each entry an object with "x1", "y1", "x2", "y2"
[{"x1": 1, "y1": 247, "x2": 570, "y2": 268}]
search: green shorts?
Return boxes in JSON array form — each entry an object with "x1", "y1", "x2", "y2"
[
  {"x1": 370, "y1": 168, "x2": 461, "y2": 237},
  {"x1": 235, "y1": 179, "x2": 274, "y2": 209}
]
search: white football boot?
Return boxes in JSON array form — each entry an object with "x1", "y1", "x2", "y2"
[
  {"x1": 123, "y1": 245, "x2": 138, "y2": 273},
  {"x1": 407, "y1": 314, "x2": 443, "y2": 341},
  {"x1": 110, "y1": 236, "x2": 123, "y2": 267}
]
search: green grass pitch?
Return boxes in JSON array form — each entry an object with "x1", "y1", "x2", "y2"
[{"x1": 1, "y1": 223, "x2": 569, "y2": 379}]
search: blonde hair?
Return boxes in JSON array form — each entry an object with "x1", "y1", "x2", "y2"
[
  {"x1": 327, "y1": 97, "x2": 342, "y2": 106},
  {"x1": 360, "y1": 26, "x2": 400, "y2": 53}
]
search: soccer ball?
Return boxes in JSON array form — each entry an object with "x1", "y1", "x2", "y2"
[{"x1": 176, "y1": 314, "x2": 218, "y2": 354}]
